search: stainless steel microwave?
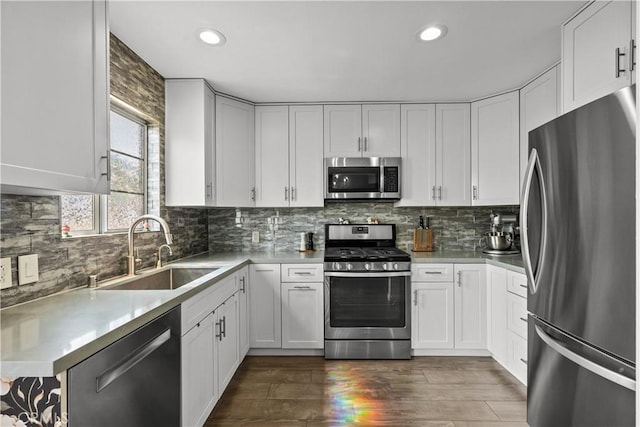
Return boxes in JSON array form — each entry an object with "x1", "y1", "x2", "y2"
[{"x1": 324, "y1": 157, "x2": 401, "y2": 201}]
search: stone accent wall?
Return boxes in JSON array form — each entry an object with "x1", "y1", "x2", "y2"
[
  {"x1": 208, "y1": 204, "x2": 519, "y2": 253},
  {"x1": 0, "y1": 35, "x2": 208, "y2": 308}
]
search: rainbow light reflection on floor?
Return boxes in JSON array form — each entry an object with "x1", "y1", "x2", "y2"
[{"x1": 326, "y1": 364, "x2": 386, "y2": 424}]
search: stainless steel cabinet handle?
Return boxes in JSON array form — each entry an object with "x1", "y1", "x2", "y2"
[
  {"x1": 413, "y1": 290, "x2": 418, "y2": 306},
  {"x1": 520, "y1": 358, "x2": 528, "y2": 365},
  {"x1": 423, "y1": 271, "x2": 442, "y2": 275},
  {"x1": 535, "y1": 324, "x2": 635, "y2": 391},
  {"x1": 255, "y1": 268, "x2": 275, "y2": 272},
  {"x1": 616, "y1": 47, "x2": 627, "y2": 78},
  {"x1": 456, "y1": 270, "x2": 462, "y2": 286},
  {"x1": 438, "y1": 186, "x2": 442, "y2": 200},
  {"x1": 239, "y1": 276, "x2": 246, "y2": 293},
  {"x1": 221, "y1": 316, "x2": 226, "y2": 338},
  {"x1": 631, "y1": 39, "x2": 636, "y2": 72},
  {"x1": 519, "y1": 284, "x2": 528, "y2": 289},
  {"x1": 432, "y1": 186, "x2": 436, "y2": 200},
  {"x1": 251, "y1": 187, "x2": 256, "y2": 201},
  {"x1": 284, "y1": 186, "x2": 289, "y2": 201},
  {"x1": 291, "y1": 187, "x2": 295, "y2": 201},
  {"x1": 96, "y1": 329, "x2": 171, "y2": 392},
  {"x1": 206, "y1": 183, "x2": 213, "y2": 198},
  {"x1": 472, "y1": 186, "x2": 478, "y2": 200},
  {"x1": 358, "y1": 136, "x2": 362, "y2": 151},
  {"x1": 364, "y1": 136, "x2": 368, "y2": 152},
  {"x1": 293, "y1": 285, "x2": 311, "y2": 289},
  {"x1": 519, "y1": 317, "x2": 528, "y2": 323},
  {"x1": 101, "y1": 151, "x2": 111, "y2": 181},
  {"x1": 294, "y1": 271, "x2": 312, "y2": 275},
  {"x1": 521, "y1": 148, "x2": 548, "y2": 295},
  {"x1": 215, "y1": 320, "x2": 222, "y2": 341}
]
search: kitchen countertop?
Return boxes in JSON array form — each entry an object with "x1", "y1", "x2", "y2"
[{"x1": 0, "y1": 249, "x2": 523, "y2": 377}]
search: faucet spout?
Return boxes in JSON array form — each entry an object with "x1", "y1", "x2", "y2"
[{"x1": 127, "y1": 215, "x2": 173, "y2": 276}]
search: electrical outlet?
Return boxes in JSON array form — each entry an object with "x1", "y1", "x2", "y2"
[
  {"x1": 252, "y1": 231, "x2": 260, "y2": 243},
  {"x1": 0, "y1": 257, "x2": 12, "y2": 289}
]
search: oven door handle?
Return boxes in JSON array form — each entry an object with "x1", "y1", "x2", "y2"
[{"x1": 324, "y1": 271, "x2": 411, "y2": 278}]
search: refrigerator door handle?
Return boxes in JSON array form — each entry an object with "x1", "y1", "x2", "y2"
[
  {"x1": 535, "y1": 324, "x2": 636, "y2": 392},
  {"x1": 520, "y1": 148, "x2": 548, "y2": 294}
]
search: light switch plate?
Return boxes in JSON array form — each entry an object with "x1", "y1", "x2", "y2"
[
  {"x1": 252, "y1": 231, "x2": 260, "y2": 243},
  {"x1": 18, "y1": 254, "x2": 39, "y2": 285},
  {"x1": 0, "y1": 257, "x2": 12, "y2": 289}
]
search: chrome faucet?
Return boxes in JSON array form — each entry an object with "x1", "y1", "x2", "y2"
[
  {"x1": 156, "y1": 244, "x2": 173, "y2": 268},
  {"x1": 127, "y1": 215, "x2": 173, "y2": 276}
]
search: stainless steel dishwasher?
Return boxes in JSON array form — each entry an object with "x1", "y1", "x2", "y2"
[{"x1": 68, "y1": 307, "x2": 181, "y2": 426}]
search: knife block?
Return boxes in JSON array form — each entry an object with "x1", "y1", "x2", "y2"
[{"x1": 413, "y1": 228, "x2": 434, "y2": 252}]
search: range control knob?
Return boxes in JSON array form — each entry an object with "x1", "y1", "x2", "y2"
[
  {"x1": 382, "y1": 263, "x2": 388, "y2": 271},
  {"x1": 364, "y1": 263, "x2": 371, "y2": 271},
  {"x1": 393, "y1": 263, "x2": 399, "y2": 270},
  {"x1": 347, "y1": 263, "x2": 353, "y2": 271},
  {"x1": 334, "y1": 263, "x2": 342, "y2": 271}
]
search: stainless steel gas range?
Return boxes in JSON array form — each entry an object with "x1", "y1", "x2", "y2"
[{"x1": 323, "y1": 224, "x2": 411, "y2": 359}]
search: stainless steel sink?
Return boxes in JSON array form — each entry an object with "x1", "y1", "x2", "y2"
[{"x1": 100, "y1": 267, "x2": 219, "y2": 290}]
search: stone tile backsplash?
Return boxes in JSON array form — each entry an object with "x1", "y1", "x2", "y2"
[{"x1": 208, "y1": 203, "x2": 519, "y2": 253}]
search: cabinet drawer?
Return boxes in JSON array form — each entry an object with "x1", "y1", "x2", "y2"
[
  {"x1": 412, "y1": 264, "x2": 454, "y2": 282},
  {"x1": 281, "y1": 263, "x2": 324, "y2": 282},
  {"x1": 507, "y1": 293, "x2": 528, "y2": 339},
  {"x1": 181, "y1": 274, "x2": 238, "y2": 335},
  {"x1": 507, "y1": 270, "x2": 528, "y2": 298},
  {"x1": 508, "y1": 331, "x2": 527, "y2": 385}
]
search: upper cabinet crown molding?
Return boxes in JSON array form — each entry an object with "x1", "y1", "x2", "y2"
[
  {"x1": 1, "y1": 0, "x2": 110, "y2": 195},
  {"x1": 562, "y1": 0, "x2": 635, "y2": 113},
  {"x1": 471, "y1": 91, "x2": 520, "y2": 206},
  {"x1": 324, "y1": 104, "x2": 400, "y2": 158}
]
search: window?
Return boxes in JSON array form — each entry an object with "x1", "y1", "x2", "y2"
[{"x1": 61, "y1": 103, "x2": 159, "y2": 236}]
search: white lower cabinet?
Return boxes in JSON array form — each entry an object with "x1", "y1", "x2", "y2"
[
  {"x1": 181, "y1": 312, "x2": 216, "y2": 427},
  {"x1": 180, "y1": 271, "x2": 245, "y2": 427},
  {"x1": 249, "y1": 264, "x2": 282, "y2": 348},
  {"x1": 215, "y1": 294, "x2": 240, "y2": 396},
  {"x1": 237, "y1": 267, "x2": 250, "y2": 358},
  {"x1": 411, "y1": 263, "x2": 486, "y2": 353},
  {"x1": 281, "y1": 282, "x2": 324, "y2": 349},
  {"x1": 486, "y1": 265, "x2": 508, "y2": 366}
]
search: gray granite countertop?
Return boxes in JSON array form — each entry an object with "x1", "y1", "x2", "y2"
[{"x1": 0, "y1": 249, "x2": 523, "y2": 377}]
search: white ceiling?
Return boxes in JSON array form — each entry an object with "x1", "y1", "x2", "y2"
[{"x1": 109, "y1": 1, "x2": 585, "y2": 103}]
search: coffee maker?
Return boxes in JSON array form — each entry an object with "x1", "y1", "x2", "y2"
[{"x1": 480, "y1": 212, "x2": 520, "y2": 255}]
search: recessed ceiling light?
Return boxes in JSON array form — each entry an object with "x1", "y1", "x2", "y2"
[
  {"x1": 417, "y1": 25, "x2": 448, "y2": 42},
  {"x1": 199, "y1": 29, "x2": 226, "y2": 46}
]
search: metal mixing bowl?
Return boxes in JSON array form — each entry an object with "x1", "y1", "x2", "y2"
[{"x1": 484, "y1": 232, "x2": 513, "y2": 250}]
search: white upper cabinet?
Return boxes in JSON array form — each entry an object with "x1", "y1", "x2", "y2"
[
  {"x1": 216, "y1": 96, "x2": 256, "y2": 207},
  {"x1": 471, "y1": 91, "x2": 520, "y2": 206},
  {"x1": 289, "y1": 106, "x2": 324, "y2": 207},
  {"x1": 324, "y1": 104, "x2": 400, "y2": 157},
  {"x1": 166, "y1": 79, "x2": 216, "y2": 206},
  {"x1": 255, "y1": 106, "x2": 290, "y2": 207},
  {"x1": 1, "y1": 0, "x2": 109, "y2": 195},
  {"x1": 255, "y1": 105, "x2": 323, "y2": 207},
  {"x1": 398, "y1": 104, "x2": 470, "y2": 207},
  {"x1": 519, "y1": 66, "x2": 560, "y2": 199},
  {"x1": 562, "y1": 1, "x2": 635, "y2": 113}
]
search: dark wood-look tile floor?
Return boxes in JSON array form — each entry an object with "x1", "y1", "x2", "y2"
[{"x1": 206, "y1": 356, "x2": 528, "y2": 426}]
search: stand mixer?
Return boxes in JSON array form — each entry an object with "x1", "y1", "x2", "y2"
[{"x1": 480, "y1": 212, "x2": 521, "y2": 255}]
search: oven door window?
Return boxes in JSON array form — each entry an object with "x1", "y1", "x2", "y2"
[
  {"x1": 328, "y1": 167, "x2": 380, "y2": 193},
  {"x1": 329, "y1": 276, "x2": 406, "y2": 327}
]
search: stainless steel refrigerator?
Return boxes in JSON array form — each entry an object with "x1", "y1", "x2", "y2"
[{"x1": 522, "y1": 84, "x2": 636, "y2": 427}]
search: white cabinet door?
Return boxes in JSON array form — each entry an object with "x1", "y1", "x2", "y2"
[
  {"x1": 289, "y1": 105, "x2": 324, "y2": 207},
  {"x1": 166, "y1": 79, "x2": 216, "y2": 206},
  {"x1": 237, "y1": 267, "x2": 250, "y2": 358},
  {"x1": 436, "y1": 104, "x2": 471, "y2": 206},
  {"x1": 1, "y1": 0, "x2": 109, "y2": 195},
  {"x1": 507, "y1": 331, "x2": 528, "y2": 385},
  {"x1": 519, "y1": 66, "x2": 560, "y2": 196},
  {"x1": 471, "y1": 91, "x2": 520, "y2": 206},
  {"x1": 398, "y1": 104, "x2": 437, "y2": 207},
  {"x1": 255, "y1": 105, "x2": 290, "y2": 207},
  {"x1": 486, "y1": 265, "x2": 508, "y2": 366},
  {"x1": 215, "y1": 293, "x2": 239, "y2": 396},
  {"x1": 216, "y1": 96, "x2": 255, "y2": 207},
  {"x1": 562, "y1": 1, "x2": 634, "y2": 113},
  {"x1": 454, "y1": 264, "x2": 487, "y2": 349},
  {"x1": 249, "y1": 264, "x2": 282, "y2": 348},
  {"x1": 411, "y1": 282, "x2": 454, "y2": 349},
  {"x1": 362, "y1": 104, "x2": 401, "y2": 157},
  {"x1": 281, "y1": 282, "x2": 324, "y2": 349},
  {"x1": 181, "y1": 312, "x2": 216, "y2": 427},
  {"x1": 323, "y1": 105, "x2": 362, "y2": 157}
]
